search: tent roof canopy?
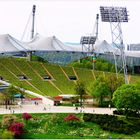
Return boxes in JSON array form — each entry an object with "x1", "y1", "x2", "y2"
[{"x1": 0, "y1": 33, "x2": 139, "y2": 57}]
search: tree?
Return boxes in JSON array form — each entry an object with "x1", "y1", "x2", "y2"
[
  {"x1": 75, "y1": 81, "x2": 87, "y2": 107},
  {"x1": 91, "y1": 76, "x2": 111, "y2": 106},
  {"x1": 1, "y1": 85, "x2": 20, "y2": 109},
  {"x1": 105, "y1": 74, "x2": 124, "y2": 100},
  {"x1": 112, "y1": 84, "x2": 140, "y2": 115}
]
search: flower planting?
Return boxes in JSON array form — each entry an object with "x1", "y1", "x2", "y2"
[
  {"x1": 9, "y1": 122, "x2": 24, "y2": 138},
  {"x1": 22, "y1": 113, "x2": 32, "y2": 121}
]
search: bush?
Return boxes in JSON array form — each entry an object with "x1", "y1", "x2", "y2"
[
  {"x1": 26, "y1": 119, "x2": 41, "y2": 128},
  {"x1": 22, "y1": 113, "x2": 32, "y2": 121},
  {"x1": 113, "y1": 110, "x2": 140, "y2": 117},
  {"x1": 83, "y1": 114, "x2": 139, "y2": 135},
  {"x1": 64, "y1": 114, "x2": 80, "y2": 122},
  {"x1": 1, "y1": 115, "x2": 17, "y2": 129},
  {"x1": 64, "y1": 114, "x2": 83, "y2": 128},
  {"x1": 1, "y1": 130, "x2": 14, "y2": 139},
  {"x1": 9, "y1": 122, "x2": 24, "y2": 138}
]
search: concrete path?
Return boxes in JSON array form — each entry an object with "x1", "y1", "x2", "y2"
[{"x1": 0, "y1": 103, "x2": 115, "y2": 115}]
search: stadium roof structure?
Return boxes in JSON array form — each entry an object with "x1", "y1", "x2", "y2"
[
  {"x1": 0, "y1": 33, "x2": 140, "y2": 58},
  {"x1": 0, "y1": 34, "x2": 26, "y2": 53},
  {"x1": 24, "y1": 34, "x2": 85, "y2": 52}
]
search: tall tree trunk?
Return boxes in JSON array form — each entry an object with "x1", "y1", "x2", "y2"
[{"x1": 5, "y1": 100, "x2": 8, "y2": 109}]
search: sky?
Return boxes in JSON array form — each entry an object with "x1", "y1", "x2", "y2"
[{"x1": 0, "y1": 0, "x2": 140, "y2": 44}]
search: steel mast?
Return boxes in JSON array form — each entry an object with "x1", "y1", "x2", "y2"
[
  {"x1": 27, "y1": 5, "x2": 36, "y2": 61},
  {"x1": 31, "y1": 5, "x2": 36, "y2": 39}
]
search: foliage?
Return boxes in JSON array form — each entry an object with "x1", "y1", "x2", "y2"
[
  {"x1": 0, "y1": 113, "x2": 140, "y2": 138},
  {"x1": 112, "y1": 84, "x2": 140, "y2": 114},
  {"x1": 4, "y1": 85, "x2": 20, "y2": 95},
  {"x1": 69, "y1": 57, "x2": 115, "y2": 72},
  {"x1": 83, "y1": 113, "x2": 140, "y2": 135},
  {"x1": 64, "y1": 114, "x2": 84, "y2": 128},
  {"x1": 75, "y1": 81, "x2": 87, "y2": 106},
  {"x1": 91, "y1": 76, "x2": 111, "y2": 106},
  {"x1": 64, "y1": 114, "x2": 80, "y2": 122},
  {"x1": 1, "y1": 115, "x2": 17, "y2": 129},
  {"x1": 70, "y1": 58, "x2": 93, "y2": 69},
  {"x1": 1, "y1": 85, "x2": 21, "y2": 109},
  {"x1": 113, "y1": 109, "x2": 140, "y2": 117},
  {"x1": 22, "y1": 113, "x2": 32, "y2": 121},
  {"x1": 105, "y1": 74, "x2": 124, "y2": 97},
  {"x1": 1, "y1": 130, "x2": 14, "y2": 139},
  {"x1": 32, "y1": 55, "x2": 46, "y2": 62},
  {"x1": 44, "y1": 122, "x2": 48, "y2": 132},
  {"x1": 9, "y1": 122, "x2": 24, "y2": 137}
]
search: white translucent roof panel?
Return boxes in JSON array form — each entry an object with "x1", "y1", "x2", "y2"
[{"x1": 0, "y1": 34, "x2": 26, "y2": 53}]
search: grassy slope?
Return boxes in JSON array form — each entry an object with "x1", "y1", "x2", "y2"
[
  {"x1": 74, "y1": 68, "x2": 95, "y2": 91},
  {"x1": 44, "y1": 63, "x2": 75, "y2": 94},
  {"x1": 0, "y1": 58, "x2": 39, "y2": 93},
  {"x1": 0, "y1": 57, "x2": 139, "y2": 97}
]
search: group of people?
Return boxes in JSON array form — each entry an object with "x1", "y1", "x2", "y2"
[{"x1": 8, "y1": 107, "x2": 15, "y2": 114}]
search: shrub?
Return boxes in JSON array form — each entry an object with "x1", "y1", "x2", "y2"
[
  {"x1": 64, "y1": 114, "x2": 80, "y2": 122},
  {"x1": 9, "y1": 122, "x2": 24, "y2": 138},
  {"x1": 22, "y1": 113, "x2": 32, "y2": 121},
  {"x1": 83, "y1": 113, "x2": 139, "y2": 135},
  {"x1": 113, "y1": 109, "x2": 140, "y2": 117},
  {"x1": 1, "y1": 115, "x2": 17, "y2": 129},
  {"x1": 64, "y1": 114, "x2": 82, "y2": 128},
  {"x1": 26, "y1": 119, "x2": 41, "y2": 128},
  {"x1": 1, "y1": 130, "x2": 14, "y2": 139}
]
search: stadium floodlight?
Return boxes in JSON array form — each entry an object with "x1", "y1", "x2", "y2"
[
  {"x1": 100, "y1": 6, "x2": 129, "y2": 84},
  {"x1": 80, "y1": 36, "x2": 96, "y2": 45},
  {"x1": 100, "y1": 6, "x2": 128, "y2": 22}
]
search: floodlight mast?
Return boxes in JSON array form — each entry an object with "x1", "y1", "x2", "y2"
[
  {"x1": 80, "y1": 14, "x2": 99, "y2": 70},
  {"x1": 31, "y1": 5, "x2": 36, "y2": 39},
  {"x1": 95, "y1": 14, "x2": 99, "y2": 39},
  {"x1": 100, "y1": 6, "x2": 129, "y2": 84},
  {"x1": 27, "y1": 5, "x2": 36, "y2": 61}
]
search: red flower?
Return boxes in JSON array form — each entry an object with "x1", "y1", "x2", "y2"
[
  {"x1": 9, "y1": 122, "x2": 24, "y2": 136},
  {"x1": 64, "y1": 114, "x2": 80, "y2": 122},
  {"x1": 22, "y1": 113, "x2": 32, "y2": 121}
]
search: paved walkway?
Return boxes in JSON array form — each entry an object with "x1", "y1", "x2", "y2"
[{"x1": 0, "y1": 103, "x2": 115, "y2": 115}]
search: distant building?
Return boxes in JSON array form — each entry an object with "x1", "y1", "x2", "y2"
[{"x1": 127, "y1": 44, "x2": 140, "y2": 51}]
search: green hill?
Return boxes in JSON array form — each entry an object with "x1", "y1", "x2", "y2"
[{"x1": 0, "y1": 57, "x2": 139, "y2": 97}]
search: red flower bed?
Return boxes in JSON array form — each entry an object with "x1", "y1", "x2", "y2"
[
  {"x1": 64, "y1": 114, "x2": 80, "y2": 122},
  {"x1": 22, "y1": 113, "x2": 32, "y2": 121},
  {"x1": 9, "y1": 122, "x2": 24, "y2": 136}
]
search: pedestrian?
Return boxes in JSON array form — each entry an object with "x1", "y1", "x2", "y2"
[
  {"x1": 109, "y1": 104, "x2": 111, "y2": 110},
  {"x1": 75, "y1": 106, "x2": 78, "y2": 111},
  {"x1": 13, "y1": 110, "x2": 15, "y2": 114}
]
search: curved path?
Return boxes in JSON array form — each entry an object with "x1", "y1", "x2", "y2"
[{"x1": 0, "y1": 103, "x2": 115, "y2": 115}]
